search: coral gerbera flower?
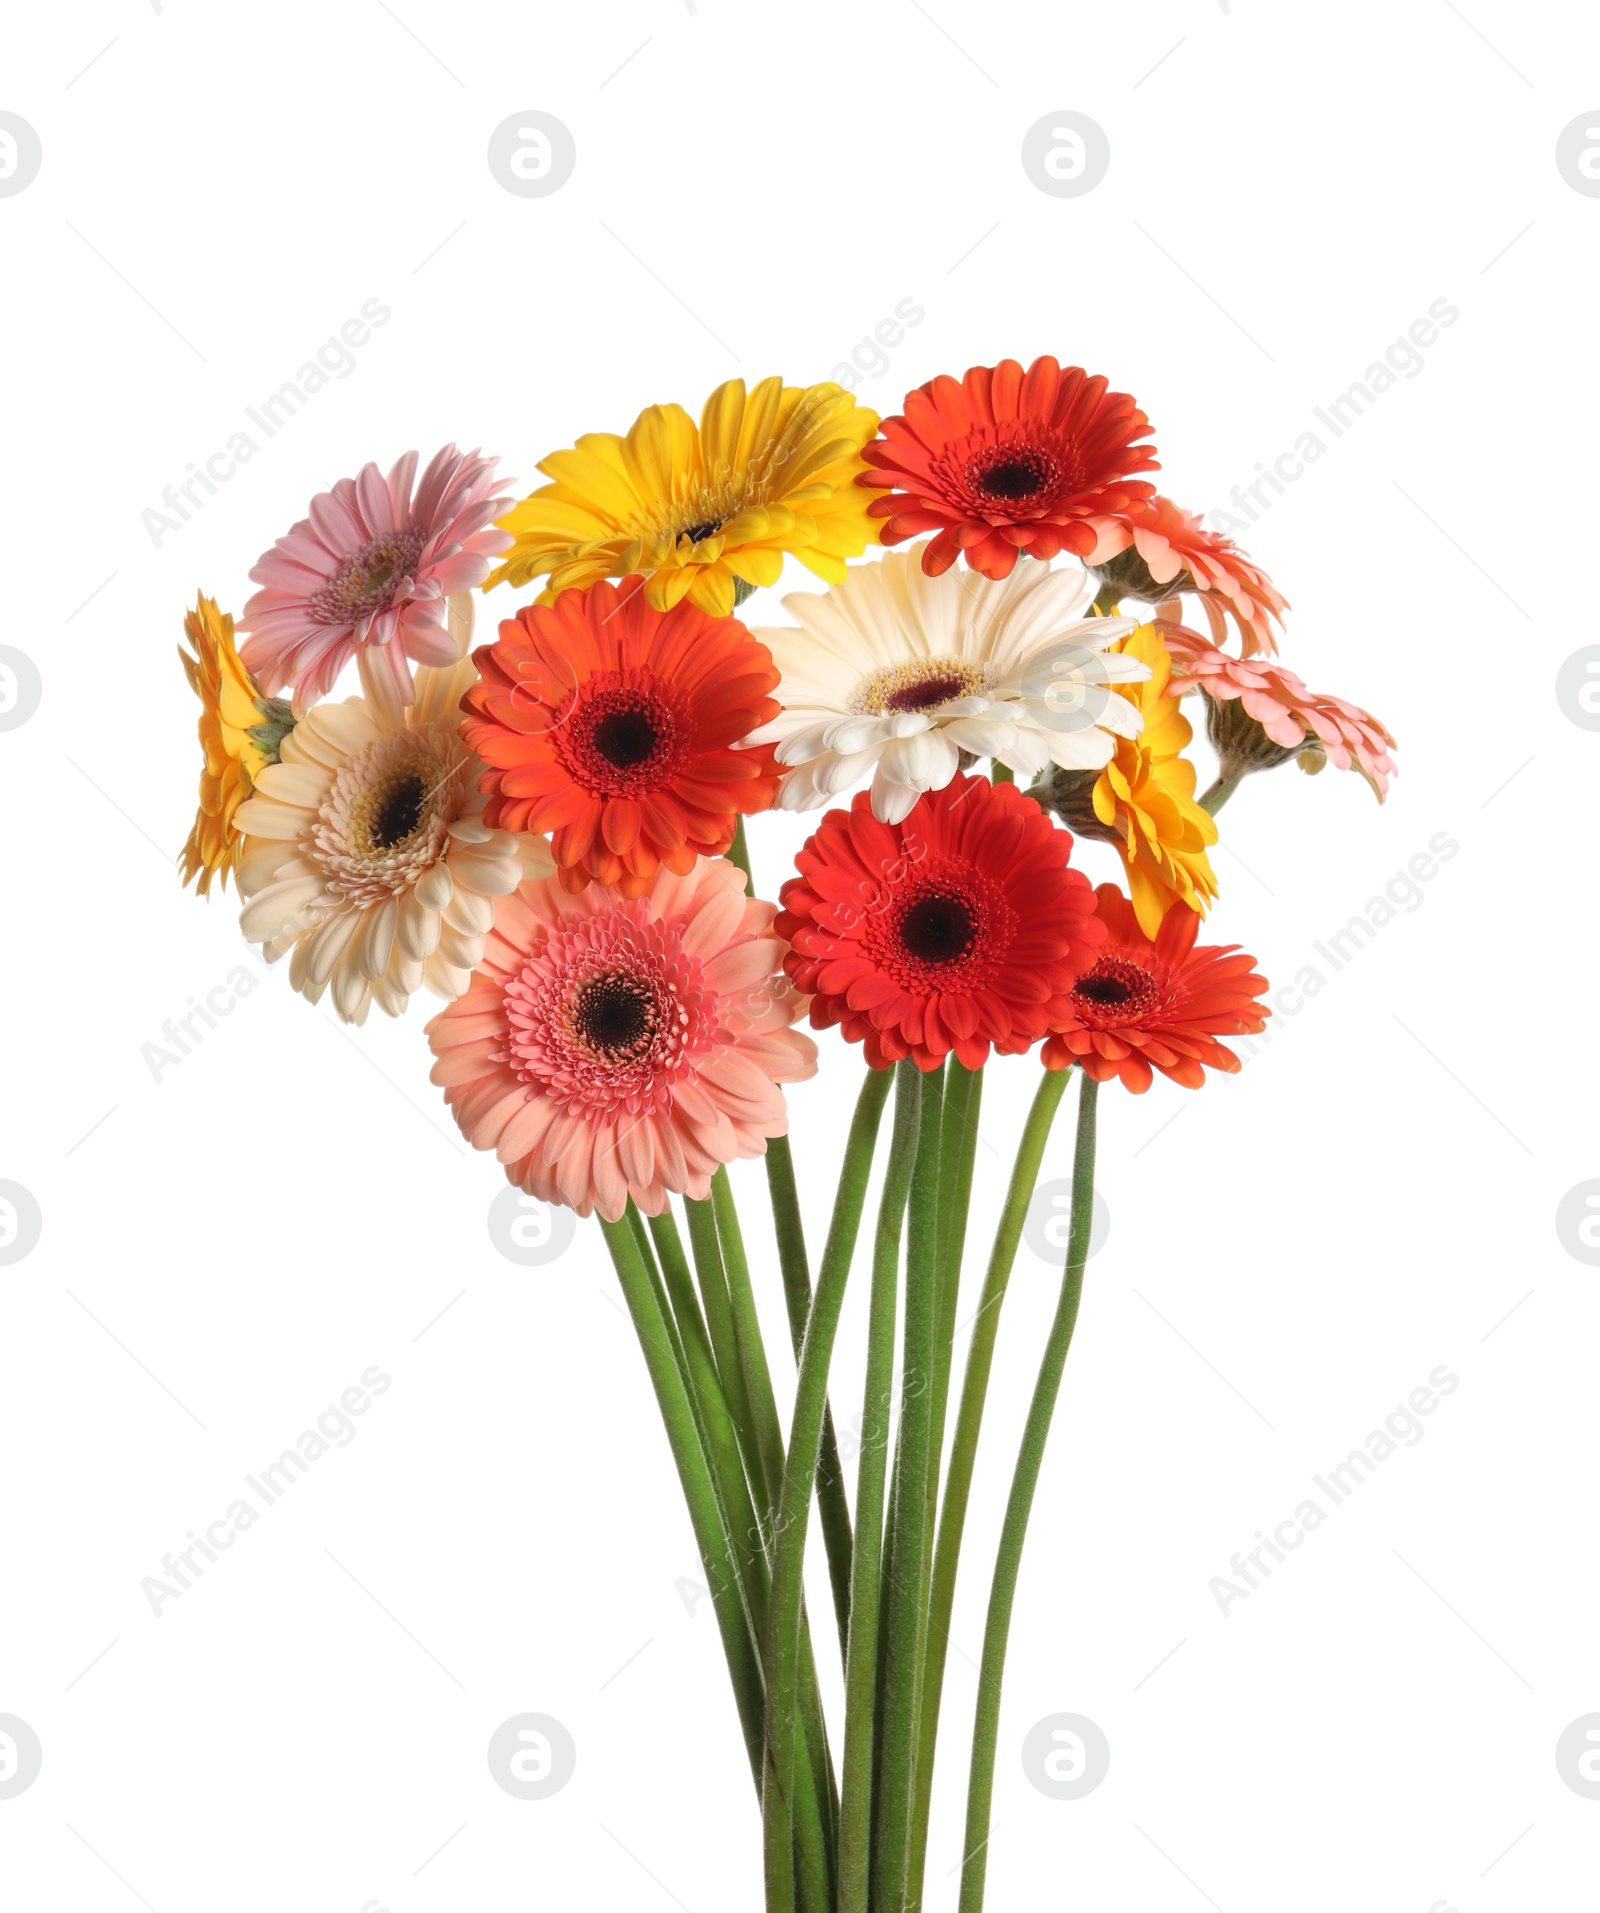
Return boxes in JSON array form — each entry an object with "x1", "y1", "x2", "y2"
[
  {"x1": 1160, "y1": 619, "x2": 1397, "y2": 800},
  {"x1": 1034, "y1": 623, "x2": 1218, "y2": 937},
  {"x1": 179, "y1": 593, "x2": 294, "y2": 895},
  {"x1": 1042, "y1": 884, "x2": 1269, "y2": 1091},
  {"x1": 485, "y1": 377, "x2": 882, "y2": 616},
  {"x1": 461, "y1": 578, "x2": 782, "y2": 897},
  {"x1": 240, "y1": 446, "x2": 513, "y2": 717},
  {"x1": 1086, "y1": 496, "x2": 1287, "y2": 657},
  {"x1": 745, "y1": 541, "x2": 1150, "y2": 824},
  {"x1": 234, "y1": 654, "x2": 544, "y2": 1024},
  {"x1": 857, "y1": 357, "x2": 1158, "y2": 580},
  {"x1": 426, "y1": 858, "x2": 817, "y2": 1221},
  {"x1": 776, "y1": 774, "x2": 1104, "y2": 1072}
]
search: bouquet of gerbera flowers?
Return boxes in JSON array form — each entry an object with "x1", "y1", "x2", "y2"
[{"x1": 176, "y1": 360, "x2": 1394, "y2": 1912}]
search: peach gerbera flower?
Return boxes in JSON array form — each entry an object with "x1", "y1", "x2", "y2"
[
  {"x1": 240, "y1": 446, "x2": 513, "y2": 717},
  {"x1": 858, "y1": 357, "x2": 1159, "y2": 579},
  {"x1": 1160, "y1": 619, "x2": 1397, "y2": 800},
  {"x1": 426, "y1": 858, "x2": 817, "y2": 1220},
  {"x1": 1042, "y1": 884, "x2": 1269, "y2": 1091},
  {"x1": 1086, "y1": 496, "x2": 1287, "y2": 657},
  {"x1": 485, "y1": 377, "x2": 882, "y2": 615},
  {"x1": 461, "y1": 578, "x2": 782, "y2": 896}
]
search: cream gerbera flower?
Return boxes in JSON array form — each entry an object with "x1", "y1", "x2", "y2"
[
  {"x1": 234, "y1": 646, "x2": 550, "y2": 1023},
  {"x1": 485, "y1": 376, "x2": 882, "y2": 615},
  {"x1": 744, "y1": 542, "x2": 1152, "y2": 823}
]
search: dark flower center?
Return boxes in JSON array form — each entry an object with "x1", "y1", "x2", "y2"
[
  {"x1": 882, "y1": 673, "x2": 968, "y2": 714},
  {"x1": 370, "y1": 770, "x2": 426, "y2": 849},
  {"x1": 592, "y1": 706, "x2": 659, "y2": 769},
  {"x1": 899, "y1": 891, "x2": 977, "y2": 964},
  {"x1": 681, "y1": 519, "x2": 723, "y2": 544},
  {"x1": 1075, "y1": 973, "x2": 1132, "y2": 1005},
  {"x1": 972, "y1": 446, "x2": 1058, "y2": 504},
  {"x1": 574, "y1": 971, "x2": 656, "y2": 1057},
  {"x1": 1072, "y1": 957, "x2": 1160, "y2": 1023}
]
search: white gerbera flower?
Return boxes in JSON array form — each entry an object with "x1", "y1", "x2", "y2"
[
  {"x1": 744, "y1": 541, "x2": 1153, "y2": 823},
  {"x1": 233, "y1": 653, "x2": 551, "y2": 1024}
]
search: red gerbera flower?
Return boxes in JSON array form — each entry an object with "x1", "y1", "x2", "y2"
[
  {"x1": 461, "y1": 578, "x2": 782, "y2": 896},
  {"x1": 857, "y1": 357, "x2": 1159, "y2": 580},
  {"x1": 1042, "y1": 884, "x2": 1269, "y2": 1091},
  {"x1": 776, "y1": 774, "x2": 1105, "y2": 1071}
]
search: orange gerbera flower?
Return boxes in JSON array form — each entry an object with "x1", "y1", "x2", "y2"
[
  {"x1": 1086, "y1": 495, "x2": 1287, "y2": 657},
  {"x1": 858, "y1": 357, "x2": 1159, "y2": 579},
  {"x1": 460, "y1": 579, "x2": 781, "y2": 896},
  {"x1": 1043, "y1": 884, "x2": 1269, "y2": 1091}
]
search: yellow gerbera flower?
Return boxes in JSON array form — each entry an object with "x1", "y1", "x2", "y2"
[
  {"x1": 178, "y1": 594, "x2": 294, "y2": 895},
  {"x1": 1088, "y1": 622, "x2": 1219, "y2": 935},
  {"x1": 485, "y1": 376, "x2": 882, "y2": 615}
]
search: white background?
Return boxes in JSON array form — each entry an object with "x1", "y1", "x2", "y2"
[{"x1": 2, "y1": 3, "x2": 1595, "y2": 1909}]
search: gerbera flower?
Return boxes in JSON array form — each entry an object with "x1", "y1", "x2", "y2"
[
  {"x1": 234, "y1": 653, "x2": 543, "y2": 1023},
  {"x1": 178, "y1": 594, "x2": 294, "y2": 895},
  {"x1": 776, "y1": 774, "x2": 1104, "y2": 1072},
  {"x1": 1161, "y1": 619, "x2": 1397, "y2": 800},
  {"x1": 744, "y1": 541, "x2": 1150, "y2": 823},
  {"x1": 484, "y1": 377, "x2": 882, "y2": 615},
  {"x1": 425, "y1": 858, "x2": 816, "y2": 1221},
  {"x1": 857, "y1": 357, "x2": 1158, "y2": 580},
  {"x1": 461, "y1": 578, "x2": 782, "y2": 897},
  {"x1": 1086, "y1": 496, "x2": 1287, "y2": 657},
  {"x1": 240, "y1": 446, "x2": 513, "y2": 718},
  {"x1": 1042, "y1": 884, "x2": 1269, "y2": 1091},
  {"x1": 1034, "y1": 623, "x2": 1218, "y2": 937}
]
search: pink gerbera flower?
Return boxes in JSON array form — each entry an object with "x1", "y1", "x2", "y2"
[
  {"x1": 1086, "y1": 495, "x2": 1287, "y2": 657},
  {"x1": 239, "y1": 446, "x2": 513, "y2": 717},
  {"x1": 426, "y1": 858, "x2": 817, "y2": 1221},
  {"x1": 1160, "y1": 618, "x2": 1397, "y2": 800}
]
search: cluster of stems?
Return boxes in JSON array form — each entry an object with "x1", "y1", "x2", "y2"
[{"x1": 599, "y1": 879, "x2": 1101, "y2": 1909}]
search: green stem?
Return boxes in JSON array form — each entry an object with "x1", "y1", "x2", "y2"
[
  {"x1": 958, "y1": 1072, "x2": 1099, "y2": 1913},
  {"x1": 761, "y1": 1066, "x2": 894, "y2": 1912},
  {"x1": 683, "y1": 1193, "x2": 767, "y2": 1515},
  {"x1": 727, "y1": 814, "x2": 754, "y2": 887},
  {"x1": 913, "y1": 1070, "x2": 1069, "y2": 1884},
  {"x1": 599, "y1": 1215, "x2": 767, "y2": 1791},
  {"x1": 837, "y1": 1062, "x2": 923, "y2": 1913},
  {"x1": 989, "y1": 761, "x2": 1016, "y2": 784},
  {"x1": 1199, "y1": 767, "x2": 1245, "y2": 814},
  {"x1": 1090, "y1": 583, "x2": 1121, "y2": 616},
  {"x1": 874, "y1": 1066, "x2": 945, "y2": 1912},
  {"x1": 765, "y1": 1131, "x2": 858, "y2": 1660},
  {"x1": 711, "y1": 1167, "x2": 787, "y2": 1523}
]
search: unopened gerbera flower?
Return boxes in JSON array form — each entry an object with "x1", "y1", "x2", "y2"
[
  {"x1": 461, "y1": 578, "x2": 782, "y2": 896},
  {"x1": 426, "y1": 858, "x2": 816, "y2": 1221},
  {"x1": 777, "y1": 774, "x2": 1104, "y2": 1072},
  {"x1": 1034, "y1": 623, "x2": 1218, "y2": 937},
  {"x1": 1042, "y1": 884, "x2": 1269, "y2": 1091},
  {"x1": 744, "y1": 541, "x2": 1150, "y2": 824},
  {"x1": 178, "y1": 594, "x2": 295, "y2": 895},
  {"x1": 857, "y1": 357, "x2": 1158, "y2": 579},
  {"x1": 240, "y1": 446, "x2": 513, "y2": 717},
  {"x1": 1161, "y1": 619, "x2": 1397, "y2": 800},
  {"x1": 234, "y1": 653, "x2": 543, "y2": 1023},
  {"x1": 1086, "y1": 496, "x2": 1287, "y2": 657},
  {"x1": 485, "y1": 377, "x2": 882, "y2": 616}
]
